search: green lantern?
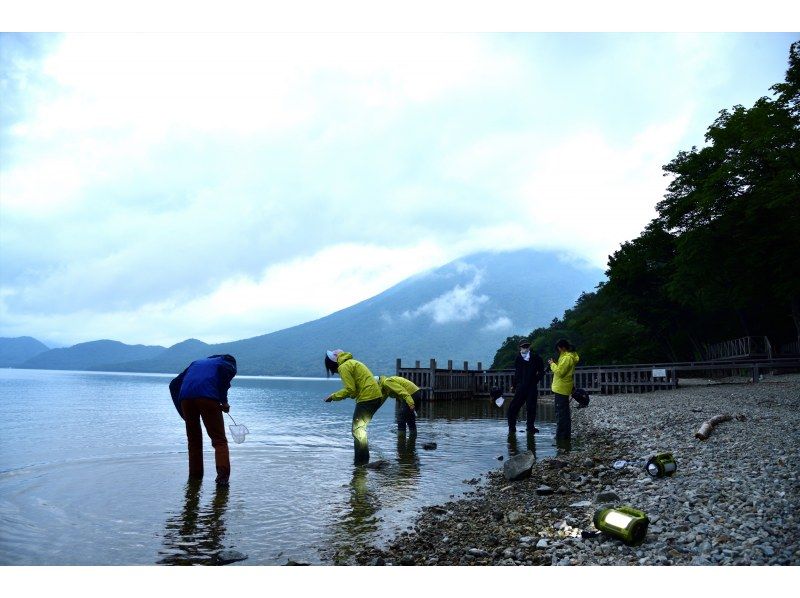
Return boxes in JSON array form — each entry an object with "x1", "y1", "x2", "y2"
[
  {"x1": 646, "y1": 453, "x2": 677, "y2": 478},
  {"x1": 593, "y1": 506, "x2": 649, "y2": 545}
]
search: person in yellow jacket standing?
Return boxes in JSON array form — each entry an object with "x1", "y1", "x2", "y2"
[
  {"x1": 324, "y1": 349, "x2": 386, "y2": 465},
  {"x1": 378, "y1": 375, "x2": 420, "y2": 435},
  {"x1": 548, "y1": 339, "x2": 579, "y2": 442}
]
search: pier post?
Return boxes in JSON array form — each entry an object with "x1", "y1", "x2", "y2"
[
  {"x1": 429, "y1": 358, "x2": 437, "y2": 400},
  {"x1": 396, "y1": 358, "x2": 401, "y2": 375}
]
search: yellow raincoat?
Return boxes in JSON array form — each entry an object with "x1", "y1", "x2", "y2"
[
  {"x1": 550, "y1": 351, "x2": 580, "y2": 395},
  {"x1": 378, "y1": 375, "x2": 419, "y2": 409},
  {"x1": 328, "y1": 352, "x2": 382, "y2": 403}
]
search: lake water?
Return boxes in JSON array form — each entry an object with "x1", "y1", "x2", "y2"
[{"x1": 0, "y1": 368, "x2": 564, "y2": 565}]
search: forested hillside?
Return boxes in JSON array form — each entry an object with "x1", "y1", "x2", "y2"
[{"x1": 492, "y1": 41, "x2": 800, "y2": 369}]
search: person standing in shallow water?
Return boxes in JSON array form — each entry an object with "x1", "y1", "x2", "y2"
[
  {"x1": 548, "y1": 339, "x2": 579, "y2": 443},
  {"x1": 169, "y1": 354, "x2": 237, "y2": 486},
  {"x1": 324, "y1": 350, "x2": 386, "y2": 465},
  {"x1": 508, "y1": 339, "x2": 545, "y2": 434},
  {"x1": 378, "y1": 374, "x2": 420, "y2": 435}
]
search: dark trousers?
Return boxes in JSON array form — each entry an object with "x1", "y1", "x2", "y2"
[
  {"x1": 395, "y1": 390, "x2": 420, "y2": 433},
  {"x1": 182, "y1": 398, "x2": 230, "y2": 482},
  {"x1": 507, "y1": 386, "x2": 538, "y2": 431},
  {"x1": 553, "y1": 392, "x2": 572, "y2": 439},
  {"x1": 352, "y1": 397, "x2": 386, "y2": 465}
]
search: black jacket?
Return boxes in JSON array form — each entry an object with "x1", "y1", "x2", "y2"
[{"x1": 514, "y1": 352, "x2": 544, "y2": 392}]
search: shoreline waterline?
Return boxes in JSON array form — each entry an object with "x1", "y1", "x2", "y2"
[{"x1": 347, "y1": 374, "x2": 800, "y2": 566}]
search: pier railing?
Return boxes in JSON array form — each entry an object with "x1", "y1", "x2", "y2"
[
  {"x1": 396, "y1": 356, "x2": 800, "y2": 401},
  {"x1": 779, "y1": 339, "x2": 800, "y2": 356},
  {"x1": 702, "y1": 335, "x2": 773, "y2": 361}
]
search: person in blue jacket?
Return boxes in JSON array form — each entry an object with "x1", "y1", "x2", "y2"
[{"x1": 169, "y1": 354, "x2": 237, "y2": 486}]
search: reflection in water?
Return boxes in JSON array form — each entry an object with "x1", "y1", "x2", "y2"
[
  {"x1": 507, "y1": 430, "x2": 537, "y2": 457},
  {"x1": 157, "y1": 480, "x2": 230, "y2": 565},
  {"x1": 328, "y1": 431, "x2": 424, "y2": 563},
  {"x1": 418, "y1": 396, "x2": 556, "y2": 422},
  {"x1": 554, "y1": 437, "x2": 573, "y2": 453},
  {"x1": 396, "y1": 431, "x2": 419, "y2": 469},
  {"x1": 395, "y1": 431, "x2": 422, "y2": 498},
  {"x1": 345, "y1": 467, "x2": 381, "y2": 535},
  {"x1": 327, "y1": 466, "x2": 381, "y2": 564}
]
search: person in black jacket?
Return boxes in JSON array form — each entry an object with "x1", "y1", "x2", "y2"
[
  {"x1": 169, "y1": 354, "x2": 237, "y2": 486},
  {"x1": 508, "y1": 339, "x2": 544, "y2": 433}
]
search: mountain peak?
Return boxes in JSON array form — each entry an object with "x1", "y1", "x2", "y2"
[{"x1": 8, "y1": 248, "x2": 604, "y2": 376}]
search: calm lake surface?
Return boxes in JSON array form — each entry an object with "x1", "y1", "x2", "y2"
[{"x1": 0, "y1": 368, "x2": 568, "y2": 565}]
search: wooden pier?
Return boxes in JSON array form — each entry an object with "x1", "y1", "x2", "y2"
[
  {"x1": 703, "y1": 336, "x2": 773, "y2": 361},
  {"x1": 396, "y1": 356, "x2": 800, "y2": 401},
  {"x1": 702, "y1": 335, "x2": 800, "y2": 361}
]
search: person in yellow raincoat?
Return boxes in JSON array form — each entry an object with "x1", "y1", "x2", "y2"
[
  {"x1": 324, "y1": 349, "x2": 385, "y2": 465},
  {"x1": 547, "y1": 339, "x2": 580, "y2": 442},
  {"x1": 378, "y1": 375, "x2": 420, "y2": 434}
]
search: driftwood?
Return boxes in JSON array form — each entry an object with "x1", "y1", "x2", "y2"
[{"x1": 695, "y1": 413, "x2": 746, "y2": 440}]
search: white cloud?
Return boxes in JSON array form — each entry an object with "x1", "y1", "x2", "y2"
[
  {"x1": 1, "y1": 32, "x2": 794, "y2": 346},
  {"x1": 439, "y1": 113, "x2": 691, "y2": 267},
  {"x1": 403, "y1": 269, "x2": 489, "y2": 324},
  {"x1": 177, "y1": 240, "x2": 449, "y2": 326},
  {"x1": 0, "y1": 240, "x2": 450, "y2": 346},
  {"x1": 482, "y1": 316, "x2": 513, "y2": 332},
  {"x1": 518, "y1": 118, "x2": 691, "y2": 266}
]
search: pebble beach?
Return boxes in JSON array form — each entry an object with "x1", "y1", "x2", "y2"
[{"x1": 350, "y1": 374, "x2": 800, "y2": 566}]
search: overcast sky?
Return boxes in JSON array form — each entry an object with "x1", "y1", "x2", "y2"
[{"x1": 0, "y1": 32, "x2": 796, "y2": 348}]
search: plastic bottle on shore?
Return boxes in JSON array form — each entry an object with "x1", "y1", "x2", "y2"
[{"x1": 593, "y1": 506, "x2": 649, "y2": 545}]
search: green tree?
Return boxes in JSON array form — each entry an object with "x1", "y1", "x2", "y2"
[
  {"x1": 658, "y1": 40, "x2": 800, "y2": 342},
  {"x1": 491, "y1": 40, "x2": 800, "y2": 366}
]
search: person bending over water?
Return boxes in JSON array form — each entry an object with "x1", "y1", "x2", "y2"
[
  {"x1": 378, "y1": 374, "x2": 420, "y2": 435},
  {"x1": 324, "y1": 350, "x2": 385, "y2": 465},
  {"x1": 169, "y1": 354, "x2": 237, "y2": 486}
]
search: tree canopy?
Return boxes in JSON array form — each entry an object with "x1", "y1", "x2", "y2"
[{"x1": 491, "y1": 41, "x2": 800, "y2": 370}]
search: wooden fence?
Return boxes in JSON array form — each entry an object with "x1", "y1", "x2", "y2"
[
  {"x1": 703, "y1": 336, "x2": 772, "y2": 361},
  {"x1": 396, "y1": 358, "x2": 678, "y2": 401},
  {"x1": 779, "y1": 339, "x2": 800, "y2": 356},
  {"x1": 396, "y1": 356, "x2": 800, "y2": 401}
]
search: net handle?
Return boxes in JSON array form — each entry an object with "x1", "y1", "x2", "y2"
[{"x1": 225, "y1": 411, "x2": 238, "y2": 426}]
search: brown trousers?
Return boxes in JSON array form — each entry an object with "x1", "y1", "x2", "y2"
[{"x1": 181, "y1": 398, "x2": 230, "y2": 482}]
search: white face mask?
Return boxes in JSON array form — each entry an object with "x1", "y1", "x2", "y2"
[{"x1": 520, "y1": 348, "x2": 530, "y2": 356}]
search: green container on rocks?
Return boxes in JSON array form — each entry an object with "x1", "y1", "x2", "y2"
[
  {"x1": 646, "y1": 453, "x2": 677, "y2": 478},
  {"x1": 593, "y1": 506, "x2": 649, "y2": 545}
]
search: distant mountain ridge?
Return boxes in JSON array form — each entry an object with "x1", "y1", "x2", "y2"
[
  {"x1": 13, "y1": 248, "x2": 605, "y2": 376},
  {"x1": 0, "y1": 336, "x2": 50, "y2": 367},
  {"x1": 21, "y1": 339, "x2": 165, "y2": 371}
]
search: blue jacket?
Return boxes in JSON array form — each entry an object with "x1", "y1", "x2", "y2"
[{"x1": 169, "y1": 354, "x2": 237, "y2": 419}]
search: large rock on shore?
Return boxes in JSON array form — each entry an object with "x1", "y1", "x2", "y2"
[{"x1": 503, "y1": 450, "x2": 535, "y2": 481}]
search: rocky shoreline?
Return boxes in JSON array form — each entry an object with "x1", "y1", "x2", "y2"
[{"x1": 352, "y1": 374, "x2": 800, "y2": 566}]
